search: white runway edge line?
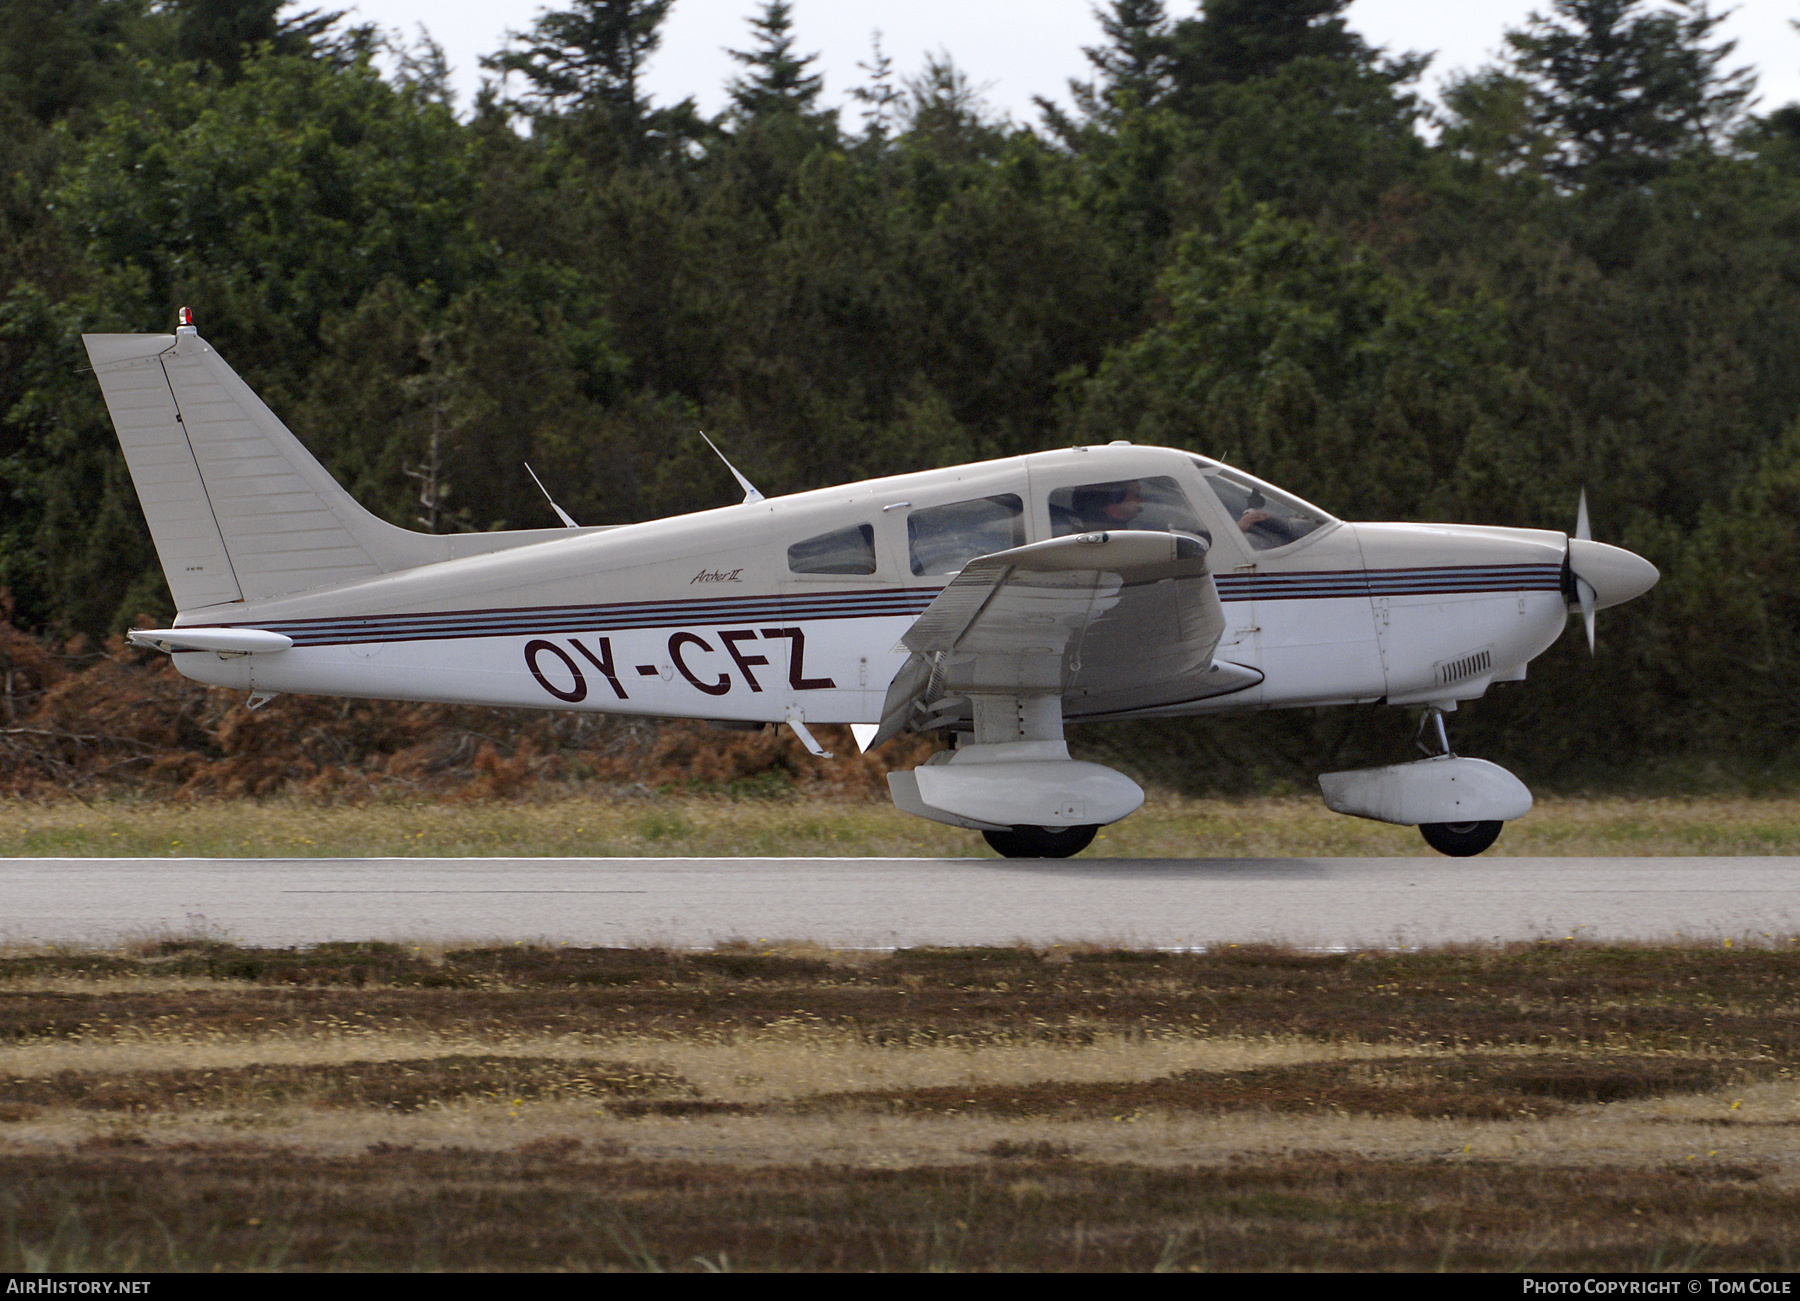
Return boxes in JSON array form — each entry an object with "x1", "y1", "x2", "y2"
[{"x1": 2, "y1": 856, "x2": 1799, "y2": 952}]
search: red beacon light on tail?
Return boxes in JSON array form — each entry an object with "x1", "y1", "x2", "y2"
[{"x1": 176, "y1": 306, "x2": 194, "y2": 331}]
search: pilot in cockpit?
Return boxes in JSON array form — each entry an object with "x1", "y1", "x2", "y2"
[
  {"x1": 1050, "y1": 475, "x2": 1213, "y2": 545},
  {"x1": 1068, "y1": 481, "x2": 1143, "y2": 531}
]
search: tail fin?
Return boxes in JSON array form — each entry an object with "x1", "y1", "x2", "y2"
[{"x1": 84, "y1": 325, "x2": 583, "y2": 611}]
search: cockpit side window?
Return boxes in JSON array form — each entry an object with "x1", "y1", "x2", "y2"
[
  {"x1": 1197, "y1": 463, "x2": 1330, "y2": 552},
  {"x1": 788, "y1": 523, "x2": 877, "y2": 575},
  {"x1": 907, "y1": 494, "x2": 1025, "y2": 575},
  {"x1": 1048, "y1": 476, "x2": 1210, "y2": 544}
]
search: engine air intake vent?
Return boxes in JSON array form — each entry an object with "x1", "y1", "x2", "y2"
[{"x1": 1437, "y1": 648, "x2": 1493, "y2": 686}]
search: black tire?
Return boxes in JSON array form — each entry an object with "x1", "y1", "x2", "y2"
[
  {"x1": 982, "y1": 824, "x2": 1100, "y2": 859},
  {"x1": 1418, "y1": 820, "x2": 1503, "y2": 857}
]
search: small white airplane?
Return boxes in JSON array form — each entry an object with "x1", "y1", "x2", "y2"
[{"x1": 84, "y1": 316, "x2": 1657, "y2": 858}]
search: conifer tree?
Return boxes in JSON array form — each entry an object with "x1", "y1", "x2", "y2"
[
  {"x1": 484, "y1": 0, "x2": 670, "y2": 120},
  {"x1": 1044, "y1": 0, "x2": 1175, "y2": 138},
  {"x1": 726, "y1": 1, "x2": 825, "y2": 124},
  {"x1": 900, "y1": 53, "x2": 1004, "y2": 163},
  {"x1": 1503, "y1": 0, "x2": 1755, "y2": 187},
  {"x1": 1169, "y1": 0, "x2": 1375, "y2": 89},
  {"x1": 848, "y1": 30, "x2": 903, "y2": 142},
  {"x1": 0, "y1": 0, "x2": 150, "y2": 123},
  {"x1": 169, "y1": 0, "x2": 344, "y2": 80}
]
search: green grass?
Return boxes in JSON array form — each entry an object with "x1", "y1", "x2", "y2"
[{"x1": 4, "y1": 792, "x2": 1800, "y2": 858}]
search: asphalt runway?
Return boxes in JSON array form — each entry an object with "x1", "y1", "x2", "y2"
[{"x1": 3, "y1": 855, "x2": 1797, "y2": 951}]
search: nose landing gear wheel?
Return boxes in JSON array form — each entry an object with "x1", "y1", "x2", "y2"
[
  {"x1": 982, "y1": 824, "x2": 1100, "y2": 859},
  {"x1": 1419, "y1": 820, "x2": 1503, "y2": 857}
]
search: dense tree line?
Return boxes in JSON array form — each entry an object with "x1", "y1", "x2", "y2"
[{"x1": 3, "y1": 0, "x2": 1798, "y2": 791}]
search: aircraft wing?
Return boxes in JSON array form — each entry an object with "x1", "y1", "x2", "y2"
[{"x1": 871, "y1": 530, "x2": 1260, "y2": 747}]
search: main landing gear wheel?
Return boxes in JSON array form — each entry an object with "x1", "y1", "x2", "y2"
[
  {"x1": 1419, "y1": 820, "x2": 1503, "y2": 857},
  {"x1": 983, "y1": 824, "x2": 1100, "y2": 859}
]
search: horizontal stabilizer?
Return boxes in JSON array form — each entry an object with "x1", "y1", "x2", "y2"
[{"x1": 128, "y1": 627, "x2": 293, "y2": 655}]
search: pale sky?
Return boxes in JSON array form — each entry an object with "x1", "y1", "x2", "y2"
[{"x1": 336, "y1": 1, "x2": 1800, "y2": 126}]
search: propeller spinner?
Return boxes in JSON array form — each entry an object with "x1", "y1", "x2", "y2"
[{"x1": 1563, "y1": 490, "x2": 1659, "y2": 652}]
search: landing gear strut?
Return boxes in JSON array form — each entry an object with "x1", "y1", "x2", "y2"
[
  {"x1": 1412, "y1": 705, "x2": 1506, "y2": 857},
  {"x1": 982, "y1": 824, "x2": 1100, "y2": 859}
]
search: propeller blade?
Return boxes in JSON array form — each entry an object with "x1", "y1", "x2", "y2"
[
  {"x1": 1563, "y1": 488, "x2": 1657, "y2": 655},
  {"x1": 1573, "y1": 488, "x2": 1596, "y2": 654}
]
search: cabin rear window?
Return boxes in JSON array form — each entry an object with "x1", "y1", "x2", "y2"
[
  {"x1": 907, "y1": 494, "x2": 1025, "y2": 575},
  {"x1": 787, "y1": 523, "x2": 877, "y2": 575}
]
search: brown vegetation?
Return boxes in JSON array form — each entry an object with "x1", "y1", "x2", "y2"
[
  {"x1": 3, "y1": 941, "x2": 1799, "y2": 1270},
  {"x1": 5, "y1": 939, "x2": 1800, "y2": 1055},
  {"x1": 0, "y1": 625, "x2": 934, "y2": 802}
]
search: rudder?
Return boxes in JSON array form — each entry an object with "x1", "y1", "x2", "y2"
[{"x1": 84, "y1": 331, "x2": 245, "y2": 609}]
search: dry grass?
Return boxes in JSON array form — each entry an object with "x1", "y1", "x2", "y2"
[
  {"x1": 7, "y1": 792, "x2": 1800, "y2": 859},
  {"x1": 4, "y1": 940, "x2": 1800, "y2": 1269}
]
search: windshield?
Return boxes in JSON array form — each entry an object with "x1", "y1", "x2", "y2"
[{"x1": 1193, "y1": 459, "x2": 1333, "y2": 552}]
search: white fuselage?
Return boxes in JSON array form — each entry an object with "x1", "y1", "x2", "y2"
[{"x1": 166, "y1": 445, "x2": 1571, "y2": 725}]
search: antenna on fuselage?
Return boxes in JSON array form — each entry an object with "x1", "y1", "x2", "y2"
[
  {"x1": 524, "y1": 462, "x2": 580, "y2": 528},
  {"x1": 699, "y1": 431, "x2": 764, "y2": 504}
]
